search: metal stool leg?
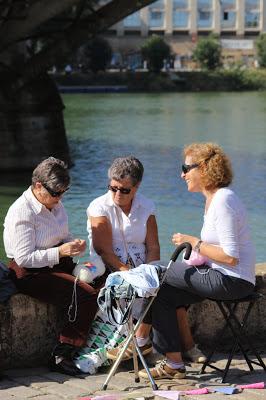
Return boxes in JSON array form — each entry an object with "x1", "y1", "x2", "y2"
[
  {"x1": 219, "y1": 302, "x2": 254, "y2": 382},
  {"x1": 223, "y1": 303, "x2": 254, "y2": 370},
  {"x1": 102, "y1": 313, "x2": 158, "y2": 390},
  {"x1": 201, "y1": 295, "x2": 266, "y2": 382},
  {"x1": 102, "y1": 327, "x2": 135, "y2": 390},
  {"x1": 200, "y1": 304, "x2": 235, "y2": 374},
  {"x1": 225, "y1": 301, "x2": 266, "y2": 372},
  {"x1": 129, "y1": 318, "x2": 140, "y2": 383}
]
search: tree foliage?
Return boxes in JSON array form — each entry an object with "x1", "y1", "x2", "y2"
[
  {"x1": 256, "y1": 33, "x2": 266, "y2": 67},
  {"x1": 141, "y1": 35, "x2": 171, "y2": 73},
  {"x1": 193, "y1": 35, "x2": 222, "y2": 70},
  {"x1": 82, "y1": 36, "x2": 112, "y2": 73}
]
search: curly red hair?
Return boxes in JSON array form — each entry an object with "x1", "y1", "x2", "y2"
[{"x1": 183, "y1": 142, "x2": 233, "y2": 191}]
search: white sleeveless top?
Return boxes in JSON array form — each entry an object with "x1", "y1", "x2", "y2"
[{"x1": 87, "y1": 191, "x2": 156, "y2": 267}]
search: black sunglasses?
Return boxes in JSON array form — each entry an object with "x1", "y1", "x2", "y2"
[
  {"x1": 42, "y1": 182, "x2": 69, "y2": 197},
  {"x1": 182, "y1": 163, "x2": 199, "y2": 174},
  {"x1": 108, "y1": 184, "x2": 132, "y2": 195}
]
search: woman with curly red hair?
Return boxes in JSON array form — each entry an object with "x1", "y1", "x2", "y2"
[{"x1": 139, "y1": 142, "x2": 255, "y2": 380}]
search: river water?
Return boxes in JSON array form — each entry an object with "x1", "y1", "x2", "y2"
[{"x1": 1, "y1": 92, "x2": 266, "y2": 263}]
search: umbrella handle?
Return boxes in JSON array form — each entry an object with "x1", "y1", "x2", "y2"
[{"x1": 170, "y1": 242, "x2": 192, "y2": 262}]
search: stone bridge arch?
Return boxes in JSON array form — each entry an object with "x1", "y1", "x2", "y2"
[{"x1": 0, "y1": 0, "x2": 156, "y2": 170}]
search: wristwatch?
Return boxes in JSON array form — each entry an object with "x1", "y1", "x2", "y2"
[{"x1": 194, "y1": 240, "x2": 203, "y2": 253}]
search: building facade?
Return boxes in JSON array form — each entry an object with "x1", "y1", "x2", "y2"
[{"x1": 105, "y1": 0, "x2": 266, "y2": 69}]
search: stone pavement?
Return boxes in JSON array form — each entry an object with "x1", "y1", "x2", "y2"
[{"x1": 0, "y1": 353, "x2": 266, "y2": 400}]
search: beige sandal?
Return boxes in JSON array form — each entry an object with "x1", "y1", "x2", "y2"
[
  {"x1": 139, "y1": 360, "x2": 186, "y2": 380},
  {"x1": 107, "y1": 341, "x2": 152, "y2": 361}
]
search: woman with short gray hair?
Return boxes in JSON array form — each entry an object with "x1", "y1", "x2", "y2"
[
  {"x1": 88, "y1": 155, "x2": 158, "y2": 272},
  {"x1": 108, "y1": 156, "x2": 144, "y2": 186},
  {"x1": 85, "y1": 156, "x2": 159, "y2": 363}
]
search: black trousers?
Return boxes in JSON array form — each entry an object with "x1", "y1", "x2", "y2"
[{"x1": 142, "y1": 264, "x2": 254, "y2": 355}]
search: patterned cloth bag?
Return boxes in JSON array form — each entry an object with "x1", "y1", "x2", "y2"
[{"x1": 74, "y1": 307, "x2": 127, "y2": 374}]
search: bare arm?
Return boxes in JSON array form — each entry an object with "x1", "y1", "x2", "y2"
[
  {"x1": 145, "y1": 215, "x2": 160, "y2": 263},
  {"x1": 90, "y1": 216, "x2": 129, "y2": 271},
  {"x1": 172, "y1": 233, "x2": 239, "y2": 267}
]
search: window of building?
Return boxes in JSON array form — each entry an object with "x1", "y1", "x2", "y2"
[
  {"x1": 197, "y1": 0, "x2": 213, "y2": 28},
  {"x1": 220, "y1": 0, "x2": 236, "y2": 29},
  {"x1": 245, "y1": 0, "x2": 261, "y2": 28},
  {"x1": 173, "y1": 0, "x2": 189, "y2": 28},
  {"x1": 149, "y1": 0, "x2": 165, "y2": 28},
  {"x1": 124, "y1": 11, "x2": 141, "y2": 27},
  {"x1": 245, "y1": 0, "x2": 260, "y2": 8},
  {"x1": 245, "y1": 11, "x2": 260, "y2": 27},
  {"x1": 173, "y1": 11, "x2": 189, "y2": 27},
  {"x1": 173, "y1": 0, "x2": 188, "y2": 7}
]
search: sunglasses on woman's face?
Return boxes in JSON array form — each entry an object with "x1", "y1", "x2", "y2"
[
  {"x1": 42, "y1": 182, "x2": 69, "y2": 197},
  {"x1": 108, "y1": 184, "x2": 132, "y2": 195},
  {"x1": 182, "y1": 163, "x2": 199, "y2": 174}
]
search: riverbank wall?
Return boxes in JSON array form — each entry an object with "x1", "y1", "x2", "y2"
[
  {"x1": 0, "y1": 263, "x2": 265, "y2": 370},
  {"x1": 53, "y1": 69, "x2": 266, "y2": 92}
]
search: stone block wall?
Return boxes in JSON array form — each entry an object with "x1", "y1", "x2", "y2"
[
  {"x1": 0, "y1": 294, "x2": 64, "y2": 369},
  {"x1": 0, "y1": 264, "x2": 265, "y2": 369}
]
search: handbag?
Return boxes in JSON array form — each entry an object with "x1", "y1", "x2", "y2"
[
  {"x1": 98, "y1": 279, "x2": 137, "y2": 325},
  {"x1": 0, "y1": 261, "x2": 17, "y2": 303}
]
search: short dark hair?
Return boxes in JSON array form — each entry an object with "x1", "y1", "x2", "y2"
[
  {"x1": 108, "y1": 156, "x2": 144, "y2": 186},
  {"x1": 32, "y1": 157, "x2": 70, "y2": 190}
]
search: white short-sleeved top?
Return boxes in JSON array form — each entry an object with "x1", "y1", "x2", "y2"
[
  {"x1": 87, "y1": 191, "x2": 156, "y2": 267},
  {"x1": 201, "y1": 187, "x2": 255, "y2": 284}
]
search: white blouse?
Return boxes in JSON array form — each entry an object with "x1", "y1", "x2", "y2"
[
  {"x1": 201, "y1": 187, "x2": 255, "y2": 284},
  {"x1": 87, "y1": 191, "x2": 156, "y2": 267},
  {"x1": 4, "y1": 187, "x2": 72, "y2": 268}
]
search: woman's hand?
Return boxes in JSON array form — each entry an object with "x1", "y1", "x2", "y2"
[
  {"x1": 120, "y1": 264, "x2": 130, "y2": 271},
  {"x1": 172, "y1": 233, "x2": 239, "y2": 267},
  {"x1": 59, "y1": 239, "x2": 87, "y2": 258},
  {"x1": 172, "y1": 233, "x2": 199, "y2": 249}
]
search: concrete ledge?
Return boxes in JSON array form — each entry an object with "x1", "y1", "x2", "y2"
[{"x1": 1, "y1": 264, "x2": 266, "y2": 369}]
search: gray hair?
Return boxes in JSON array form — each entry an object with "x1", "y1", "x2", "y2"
[
  {"x1": 32, "y1": 157, "x2": 70, "y2": 190},
  {"x1": 108, "y1": 156, "x2": 144, "y2": 186}
]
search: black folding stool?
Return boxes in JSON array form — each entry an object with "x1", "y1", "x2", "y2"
[
  {"x1": 102, "y1": 243, "x2": 192, "y2": 391},
  {"x1": 200, "y1": 292, "x2": 266, "y2": 382}
]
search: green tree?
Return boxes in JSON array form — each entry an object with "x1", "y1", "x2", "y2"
[
  {"x1": 141, "y1": 35, "x2": 171, "y2": 73},
  {"x1": 82, "y1": 36, "x2": 112, "y2": 73},
  {"x1": 193, "y1": 35, "x2": 222, "y2": 70},
  {"x1": 256, "y1": 33, "x2": 266, "y2": 67}
]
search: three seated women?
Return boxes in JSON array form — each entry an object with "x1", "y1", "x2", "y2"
[{"x1": 4, "y1": 143, "x2": 255, "y2": 379}]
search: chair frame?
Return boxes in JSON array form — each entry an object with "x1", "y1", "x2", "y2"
[
  {"x1": 200, "y1": 292, "x2": 266, "y2": 382},
  {"x1": 102, "y1": 243, "x2": 192, "y2": 390}
]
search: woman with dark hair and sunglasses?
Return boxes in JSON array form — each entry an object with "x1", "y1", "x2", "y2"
[
  {"x1": 87, "y1": 155, "x2": 205, "y2": 364},
  {"x1": 137, "y1": 142, "x2": 256, "y2": 380},
  {"x1": 4, "y1": 157, "x2": 106, "y2": 376}
]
